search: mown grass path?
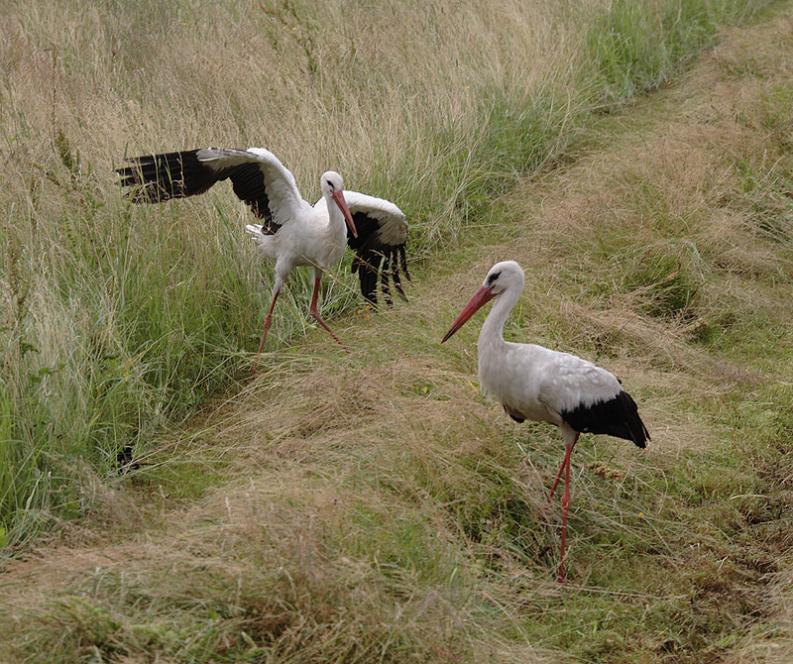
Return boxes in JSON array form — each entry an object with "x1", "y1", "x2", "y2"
[{"x1": 3, "y1": 8, "x2": 793, "y2": 663}]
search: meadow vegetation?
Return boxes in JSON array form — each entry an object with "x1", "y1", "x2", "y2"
[
  {"x1": 3, "y1": 0, "x2": 793, "y2": 662},
  {"x1": 0, "y1": 0, "x2": 774, "y2": 545}
]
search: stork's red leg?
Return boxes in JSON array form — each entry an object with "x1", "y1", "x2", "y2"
[
  {"x1": 309, "y1": 274, "x2": 343, "y2": 346},
  {"x1": 557, "y1": 442, "x2": 573, "y2": 583},
  {"x1": 548, "y1": 433, "x2": 579, "y2": 502},
  {"x1": 251, "y1": 288, "x2": 281, "y2": 372},
  {"x1": 548, "y1": 456, "x2": 566, "y2": 503}
]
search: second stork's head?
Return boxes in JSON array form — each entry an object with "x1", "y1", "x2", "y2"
[
  {"x1": 441, "y1": 261, "x2": 524, "y2": 343},
  {"x1": 320, "y1": 171, "x2": 357, "y2": 238}
]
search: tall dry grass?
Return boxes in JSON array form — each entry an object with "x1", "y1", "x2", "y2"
[{"x1": 0, "y1": 0, "x2": 771, "y2": 545}]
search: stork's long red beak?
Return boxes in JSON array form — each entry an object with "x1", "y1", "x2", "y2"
[
  {"x1": 332, "y1": 190, "x2": 357, "y2": 239},
  {"x1": 441, "y1": 286, "x2": 495, "y2": 343}
]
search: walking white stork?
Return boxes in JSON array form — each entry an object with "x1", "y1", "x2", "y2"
[
  {"x1": 441, "y1": 261, "x2": 649, "y2": 582},
  {"x1": 116, "y1": 148, "x2": 409, "y2": 354}
]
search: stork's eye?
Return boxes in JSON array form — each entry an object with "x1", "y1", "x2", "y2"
[
  {"x1": 326, "y1": 180, "x2": 335, "y2": 191},
  {"x1": 487, "y1": 271, "x2": 501, "y2": 286}
]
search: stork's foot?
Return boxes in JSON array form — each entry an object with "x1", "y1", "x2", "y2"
[{"x1": 310, "y1": 308, "x2": 348, "y2": 350}]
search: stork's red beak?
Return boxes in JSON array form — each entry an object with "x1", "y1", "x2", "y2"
[
  {"x1": 441, "y1": 286, "x2": 495, "y2": 343},
  {"x1": 332, "y1": 190, "x2": 357, "y2": 239}
]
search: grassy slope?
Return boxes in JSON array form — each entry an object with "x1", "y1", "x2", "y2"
[
  {"x1": 3, "y1": 7, "x2": 793, "y2": 663},
  {"x1": 0, "y1": 0, "x2": 775, "y2": 547}
]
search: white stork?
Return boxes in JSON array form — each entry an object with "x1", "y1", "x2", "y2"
[
  {"x1": 116, "y1": 148, "x2": 409, "y2": 354},
  {"x1": 441, "y1": 261, "x2": 649, "y2": 582}
]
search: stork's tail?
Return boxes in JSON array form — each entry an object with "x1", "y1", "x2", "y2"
[
  {"x1": 245, "y1": 224, "x2": 266, "y2": 245},
  {"x1": 618, "y1": 390, "x2": 650, "y2": 449}
]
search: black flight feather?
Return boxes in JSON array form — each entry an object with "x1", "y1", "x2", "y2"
[
  {"x1": 348, "y1": 211, "x2": 409, "y2": 307},
  {"x1": 561, "y1": 390, "x2": 650, "y2": 448},
  {"x1": 116, "y1": 149, "x2": 279, "y2": 232}
]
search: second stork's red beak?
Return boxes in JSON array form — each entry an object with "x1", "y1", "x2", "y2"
[
  {"x1": 332, "y1": 190, "x2": 357, "y2": 239},
  {"x1": 441, "y1": 286, "x2": 495, "y2": 343}
]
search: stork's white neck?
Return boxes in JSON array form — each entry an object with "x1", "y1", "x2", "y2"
[
  {"x1": 478, "y1": 285, "x2": 521, "y2": 350},
  {"x1": 324, "y1": 192, "x2": 346, "y2": 229}
]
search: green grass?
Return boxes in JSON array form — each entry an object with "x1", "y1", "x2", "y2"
[{"x1": 585, "y1": 0, "x2": 761, "y2": 105}]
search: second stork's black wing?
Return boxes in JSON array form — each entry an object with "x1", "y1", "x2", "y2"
[{"x1": 340, "y1": 191, "x2": 409, "y2": 306}]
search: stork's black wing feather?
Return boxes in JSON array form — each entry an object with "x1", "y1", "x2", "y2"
[
  {"x1": 116, "y1": 147, "x2": 304, "y2": 235},
  {"x1": 228, "y1": 162, "x2": 276, "y2": 231},
  {"x1": 116, "y1": 150, "x2": 220, "y2": 202},
  {"x1": 337, "y1": 192, "x2": 409, "y2": 306},
  {"x1": 562, "y1": 390, "x2": 650, "y2": 448}
]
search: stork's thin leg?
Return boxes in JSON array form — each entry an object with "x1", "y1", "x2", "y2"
[
  {"x1": 557, "y1": 442, "x2": 573, "y2": 583},
  {"x1": 548, "y1": 457, "x2": 566, "y2": 504},
  {"x1": 251, "y1": 287, "x2": 280, "y2": 373},
  {"x1": 257, "y1": 288, "x2": 280, "y2": 354},
  {"x1": 548, "y1": 433, "x2": 579, "y2": 502},
  {"x1": 309, "y1": 272, "x2": 343, "y2": 346}
]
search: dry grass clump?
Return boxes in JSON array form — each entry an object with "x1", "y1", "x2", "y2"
[{"x1": 516, "y1": 67, "x2": 793, "y2": 357}]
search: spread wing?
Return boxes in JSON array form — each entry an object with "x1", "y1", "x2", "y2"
[
  {"x1": 116, "y1": 147, "x2": 306, "y2": 234},
  {"x1": 314, "y1": 190, "x2": 410, "y2": 305}
]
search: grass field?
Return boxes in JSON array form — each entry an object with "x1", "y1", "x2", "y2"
[
  {"x1": 3, "y1": 0, "x2": 793, "y2": 662},
  {"x1": 0, "y1": 0, "x2": 774, "y2": 546}
]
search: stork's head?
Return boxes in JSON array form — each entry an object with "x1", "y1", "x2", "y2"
[
  {"x1": 320, "y1": 171, "x2": 357, "y2": 238},
  {"x1": 481, "y1": 260, "x2": 524, "y2": 295},
  {"x1": 441, "y1": 261, "x2": 524, "y2": 343}
]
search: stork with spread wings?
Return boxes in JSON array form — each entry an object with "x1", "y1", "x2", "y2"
[{"x1": 117, "y1": 147, "x2": 409, "y2": 354}]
